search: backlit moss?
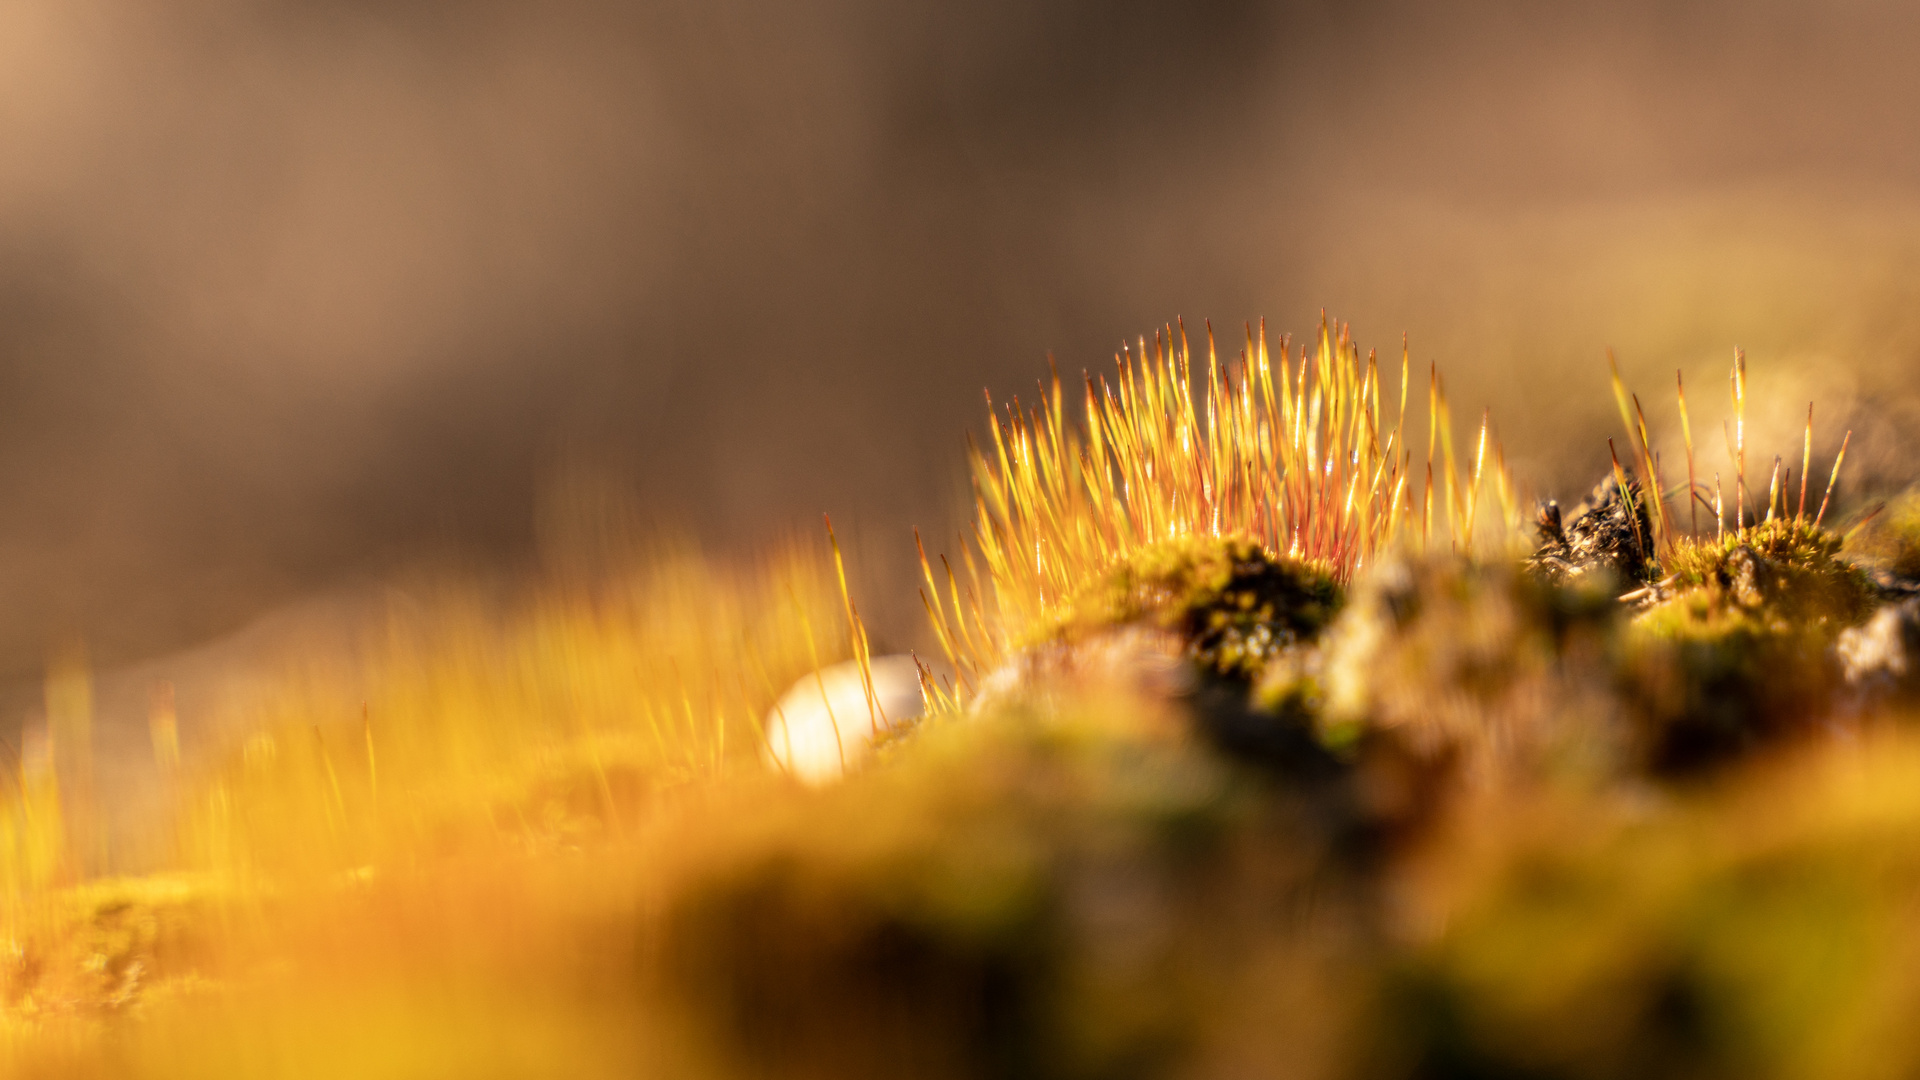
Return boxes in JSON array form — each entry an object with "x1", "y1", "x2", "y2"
[{"x1": 1658, "y1": 519, "x2": 1875, "y2": 629}]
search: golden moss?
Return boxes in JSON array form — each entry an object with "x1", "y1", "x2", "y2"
[
  {"x1": 0, "y1": 875, "x2": 220, "y2": 1025},
  {"x1": 0, "y1": 534, "x2": 868, "y2": 1076},
  {"x1": 921, "y1": 320, "x2": 1514, "y2": 706},
  {"x1": 173, "y1": 540, "x2": 850, "y2": 883},
  {"x1": 0, "y1": 325, "x2": 1908, "y2": 1078}
]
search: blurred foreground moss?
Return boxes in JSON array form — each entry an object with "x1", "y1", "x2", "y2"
[
  {"x1": 1382, "y1": 737, "x2": 1920, "y2": 1080},
  {"x1": 0, "y1": 875, "x2": 220, "y2": 1028},
  {"x1": 651, "y1": 706, "x2": 1374, "y2": 1080},
  {"x1": 1314, "y1": 557, "x2": 1622, "y2": 775}
]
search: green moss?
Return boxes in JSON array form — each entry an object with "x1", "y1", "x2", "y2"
[
  {"x1": 1658, "y1": 519, "x2": 1875, "y2": 629},
  {"x1": 1386, "y1": 745, "x2": 1920, "y2": 1080},
  {"x1": 654, "y1": 706, "x2": 1370, "y2": 1080},
  {"x1": 1622, "y1": 520, "x2": 1875, "y2": 774},
  {"x1": 1043, "y1": 536, "x2": 1342, "y2": 682},
  {"x1": 1624, "y1": 607, "x2": 1834, "y2": 774}
]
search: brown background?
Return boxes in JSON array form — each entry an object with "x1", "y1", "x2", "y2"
[{"x1": 2, "y1": 0, "x2": 1920, "y2": 688}]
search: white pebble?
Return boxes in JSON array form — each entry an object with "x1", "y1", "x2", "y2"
[{"x1": 763, "y1": 655, "x2": 925, "y2": 784}]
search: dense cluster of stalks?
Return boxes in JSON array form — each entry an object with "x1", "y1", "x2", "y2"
[
  {"x1": 920, "y1": 319, "x2": 1515, "y2": 705},
  {"x1": 0, "y1": 540, "x2": 865, "y2": 1074},
  {"x1": 1603, "y1": 347, "x2": 1851, "y2": 576}
]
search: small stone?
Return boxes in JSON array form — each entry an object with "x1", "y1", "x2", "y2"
[
  {"x1": 763, "y1": 656, "x2": 926, "y2": 785},
  {"x1": 1837, "y1": 598, "x2": 1920, "y2": 693},
  {"x1": 1722, "y1": 546, "x2": 1770, "y2": 608}
]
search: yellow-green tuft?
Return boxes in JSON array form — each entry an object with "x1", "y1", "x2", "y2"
[{"x1": 1044, "y1": 535, "x2": 1341, "y2": 682}]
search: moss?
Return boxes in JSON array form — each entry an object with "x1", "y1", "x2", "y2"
[
  {"x1": 653, "y1": 706, "x2": 1371, "y2": 1080},
  {"x1": 1623, "y1": 520, "x2": 1875, "y2": 774},
  {"x1": 1044, "y1": 535, "x2": 1342, "y2": 683},
  {"x1": 1384, "y1": 740, "x2": 1920, "y2": 1080},
  {"x1": 1, "y1": 875, "x2": 221, "y2": 1019},
  {"x1": 1624, "y1": 606, "x2": 1835, "y2": 776},
  {"x1": 1250, "y1": 646, "x2": 1325, "y2": 726},
  {"x1": 1315, "y1": 556, "x2": 1625, "y2": 777},
  {"x1": 1658, "y1": 518, "x2": 1876, "y2": 629}
]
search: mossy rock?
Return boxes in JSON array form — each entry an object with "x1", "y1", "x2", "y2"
[
  {"x1": 651, "y1": 708, "x2": 1371, "y2": 1080},
  {"x1": 1658, "y1": 519, "x2": 1875, "y2": 628},
  {"x1": 1624, "y1": 520, "x2": 1875, "y2": 774},
  {"x1": 1382, "y1": 742, "x2": 1920, "y2": 1080},
  {"x1": 1046, "y1": 536, "x2": 1342, "y2": 683},
  {"x1": 1315, "y1": 556, "x2": 1625, "y2": 774}
]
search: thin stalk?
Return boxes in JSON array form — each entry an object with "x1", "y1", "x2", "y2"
[
  {"x1": 1609, "y1": 438, "x2": 1646, "y2": 565},
  {"x1": 1765, "y1": 456, "x2": 1781, "y2": 524},
  {"x1": 1799, "y1": 404, "x2": 1813, "y2": 521},
  {"x1": 1815, "y1": 430, "x2": 1852, "y2": 529},
  {"x1": 1677, "y1": 371, "x2": 1698, "y2": 538},
  {"x1": 1631, "y1": 392, "x2": 1669, "y2": 550},
  {"x1": 1732, "y1": 349, "x2": 1748, "y2": 531}
]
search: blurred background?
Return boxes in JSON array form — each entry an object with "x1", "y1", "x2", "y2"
[{"x1": 3, "y1": 0, "x2": 1920, "y2": 698}]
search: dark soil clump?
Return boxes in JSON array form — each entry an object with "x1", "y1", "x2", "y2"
[{"x1": 1529, "y1": 473, "x2": 1657, "y2": 588}]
